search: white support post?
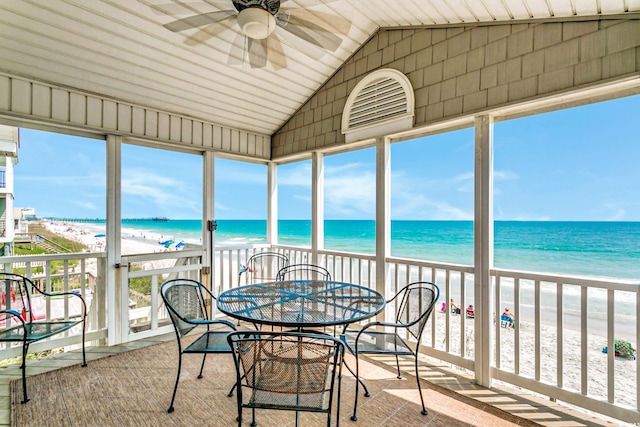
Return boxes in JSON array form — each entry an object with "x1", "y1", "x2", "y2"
[
  {"x1": 106, "y1": 135, "x2": 122, "y2": 346},
  {"x1": 267, "y1": 162, "x2": 278, "y2": 246},
  {"x1": 474, "y1": 114, "x2": 494, "y2": 387},
  {"x1": 203, "y1": 151, "x2": 215, "y2": 292},
  {"x1": 375, "y1": 137, "x2": 390, "y2": 315},
  {"x1": 311, "y1": 152, "x2": 324, "y2": 265}
]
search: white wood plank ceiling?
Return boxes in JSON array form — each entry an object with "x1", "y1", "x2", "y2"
[{"x1": 1, "y1": 0, "x2": 638, "y2": 137}]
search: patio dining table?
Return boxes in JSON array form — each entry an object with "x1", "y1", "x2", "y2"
[{"x1": 216, "y1": 279, "x2": 386, "y2": 329}]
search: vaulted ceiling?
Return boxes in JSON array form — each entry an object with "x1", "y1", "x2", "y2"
[{"x1": 1, "y1": 0, "x2": 638, "y2": 138}]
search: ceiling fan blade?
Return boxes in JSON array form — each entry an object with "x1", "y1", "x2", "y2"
[
  {"x1": 282, "y1": 8, "x2": 351, "y2": 35},
  {"x1": 276, "y1": 30, "x2": 325, "y2": 61},
  {"x1": 248, "y1": 38, "x2": 268, "y2": 69},
  {"x1": 151, "y1": 2, "x2": 231, "y2": 15},
  {"x1": 279, "y1": 18, "x2": 343, "y2": 52},
  {"x1": 183, "y1": 20, "x2": 233, "y2": 46},
  {"x1": 227, "y1": 32, "x2": 246, "y2": 66},
  {"x1": 163, "y1": 10, "x2": 236, "y2": 32},
  {"x1": 281, "y1": 0, "x2": 340, "y2": 6},
  {"x1": 269, "y1": 34, "x2": 288, "y2": 70}
]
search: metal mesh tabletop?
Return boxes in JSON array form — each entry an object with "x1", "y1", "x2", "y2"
[{"x1": 217, "y1": 280, "x2": 386, "y2": 328}]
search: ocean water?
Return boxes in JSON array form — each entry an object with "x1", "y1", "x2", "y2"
[{"x1": 110, "y1": 219, "x2": 640, "y2": 281}]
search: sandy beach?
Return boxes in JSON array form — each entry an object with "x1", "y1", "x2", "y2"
[
  {"x1": 429, "y1": 308, "x2": 637, "y2": 410},
  {"x1": 41, "y1": 220, "x2": 168, "y2": 255}
]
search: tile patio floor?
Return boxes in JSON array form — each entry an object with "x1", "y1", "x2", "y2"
[{"x1": 0, "y1": 330, "x2": 624, "y2": 427}]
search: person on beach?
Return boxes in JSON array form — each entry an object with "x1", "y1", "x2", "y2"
[
  {"x1": 466, "y1": 304, "x2": 475, "y2": 318},
  {"x1": 502, "y1": 308, "x2": 515, "y2": 323},
  {"x1": 450, "y1": 298, "x2": 460, "y2": 314}
]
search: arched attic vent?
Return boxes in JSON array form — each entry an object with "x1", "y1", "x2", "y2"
[{"x1": 342, "y1": 68, "x2": 415, "y2": 143}]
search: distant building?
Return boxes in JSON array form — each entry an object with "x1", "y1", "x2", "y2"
[
  {"x1": 0, "y1": 126, "x2": 19, "y2": 257},
  {"x1": 18, "y1": 207, "x2": 37, "y2": 221},
  {"x1": 13, "y1": 207, "x2": 34, "y2": 234}
]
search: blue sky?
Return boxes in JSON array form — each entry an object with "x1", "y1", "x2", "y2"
[{"x1": 13, "y1": 94, "x2": 640, "y2": 221}]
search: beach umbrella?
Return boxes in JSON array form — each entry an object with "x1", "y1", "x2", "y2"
[
  {"x1": 94, "y1": 233, "x2": 106, "y2": 238},
  {"x1": 159, "y1": 239, "x2": 173, "y2": 246},
  {"x1": 175, "y1": 241, "x2": 185, "y2": 249}
]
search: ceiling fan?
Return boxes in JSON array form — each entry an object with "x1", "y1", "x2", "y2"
[{"x1": 157, "y1": 0, "x2": 350, "y2": 69}]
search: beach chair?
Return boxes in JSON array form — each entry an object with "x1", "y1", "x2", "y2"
[
  {"x1": 500, "y1": 314, "x2": 514, "y2": 328},
  {"x1": 602, "y1": 339, "x2": 637, "y2": 360},
  {"x1": 465, "y1": 304, "x2": 475, "y2": 318}
]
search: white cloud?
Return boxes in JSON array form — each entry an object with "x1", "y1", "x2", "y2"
[
  {"x1": 494, "y1": 170, "x2": 519, "y2": 181},
  {"x1": 121, "y1": 169, "x2": 199, "y2": 216},
  {"x1": 325, "y1": 164, "x2": 376, "y2": 217},
  {"x1": 71, "y1": 200, "x2": 97, "y2": 211},
  {"x1": 392, "y1": 192, "x2": 472, "y2": 220},
  {"x1": 19, "y1": 173, "x2": 105, "y2": 186},
  {"x1": 601, "y1": 203, "x2": 627, "y2": 221},
  {"x1": 452, "y1": 172, "x2": 474, "y2": 182},
  {"x1": 215, "y1": 164, "x2": 267, "y2": 185},
  {"x1": 279, "y1": 163, "x2": 312, "y2": 187}
]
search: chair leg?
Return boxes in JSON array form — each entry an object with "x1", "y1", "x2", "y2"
[
  {"x1": 168, "y1": 353, "x2": 182, "y2": 413},
  {"x1": 251, "y1": 407, "x2": 257, "y2": 426},
  {"x1": 351, "y1": 352, "x2": 364, "y2": 421},
  {"x1": 343, "y1": 359, "x2": 370, "y2": 397},
  {"x1": 227, "y1": 380, "x2": 238, "y2": 397},
  {"x1": 81, "y1": 320, "x2": 87, "y2": 367},
  {"x1": 198, "y1": 353, "x2": 207, "y2": 379},
  {"x1": 334, "y1": 369, "x2": 342, "y2": 427},
  {"x1": 414, "y1": 355, "x2": 428, "y2": 416},
  {"x1": 20, "y1": 343, "x2": 29, "y2": 404},
  {"x1": 395, "y1": 354, "x2": 402, "y2": 379}
]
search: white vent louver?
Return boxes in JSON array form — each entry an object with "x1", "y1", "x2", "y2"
[
  {"x1": 342, "y1": 69, "x2": 414, "y2": 143},
  {"x1": 348, "y1": 78, "x2": 407, "y2": 129}
]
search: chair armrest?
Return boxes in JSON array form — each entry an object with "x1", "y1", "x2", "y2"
[
  {"x1": 184, "y1": 318, "x2": 237, "y2": 330},
  {"x1": 0, "y1": 309, "x2": 27, "y2": 332},
  {"x1": 41, "y1": 291, "x2": 88, "y2": 319},
  {"x1": 352, "y1": 320, "x2": 407, "y2": 340},
  {"x1": 358, "y1": 320, "x2": 406, "y2": 331}
]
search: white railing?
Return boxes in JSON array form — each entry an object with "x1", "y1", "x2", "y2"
[
  {"x1": 1, "y1": 246, "x2": 637, "y2": 423},
  {"x1": 121, "y1": 248, "x2": 205, "y2": 341},
  {"x1": 490, "y1": 268, "x2": 640, "y2": 423},
  {"x1": 0, "y1": 252, "x2": 108, "y2": 359},
  {"x1": 263, "y1": 245, "x2": 639, "y2": 423}
]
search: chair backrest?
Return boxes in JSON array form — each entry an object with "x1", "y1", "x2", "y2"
[
  {"x1": 394, "y1": 282, "x2": 439, "y2": 340},
  {"x1": 0, "y1": 273, "x2": 36, "y2": 322},
  {"x1": 242, "y1": 252, "x2": 289, "y2": 284},
  {"x1": 276, "y1": 264, "x2": 331, "y2": 281},
  {"x1": 160, "y1": 278, "x2": 210, "y2": 338},
  {"x1": 227, "y1": 331, "x2": 343, "y2": 414}
]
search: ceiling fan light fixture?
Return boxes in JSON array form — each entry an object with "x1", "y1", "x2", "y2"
[{"x1": 237, "y1": 7, "x2": 275, "y2": 40}]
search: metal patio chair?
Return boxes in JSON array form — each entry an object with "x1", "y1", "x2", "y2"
[
  {"x1": 227, "y1": 330, "x2": 344, "y2": 427},
  {"x1": 276, "y1": 263, "x2": 331, "y2": 281},
  {"x1": 0, "y1": 272, "x2": 87, "y2": 404},
  {"x1": 160, "y1": 278, "x2": 236, "y2": 413},
  {"x1": 238, "y1": 252, "x2": 289, "y2": 286},
  {"x1": 276, "y1": 264, "x2": 332, "y2": 334},
  {"x1": 340, "y1": 281, "x2": 439, "y2": 420}
]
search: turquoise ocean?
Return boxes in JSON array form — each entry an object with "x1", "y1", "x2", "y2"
[
  {"x1": 83, "y1": 219, "x2": 638, "y2": 334},
  {"x1": 112, "y1": 219, "x2": 640, "y2": 281}
]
